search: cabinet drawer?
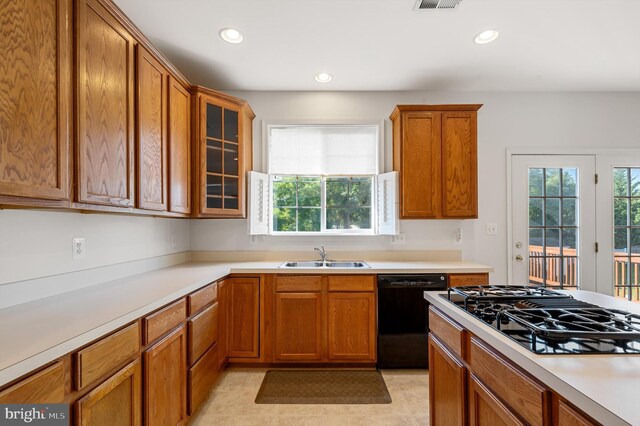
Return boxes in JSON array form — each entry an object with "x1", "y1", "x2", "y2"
[
  {"x1": 276, "y1": 275, "x2": 322, "y2": 292},
  {"x1": 144, "y1": 299, "x2": 187, "y2": 344},
  {"x1": 188, "y1": 343, "x2": 220, "y2": 415},
  {"x1": 188, "y1": 302, "x2": 218, "y2": 365},
  {"x1": 448, "y1": 273, "x2": 489, "y2": 287},
  {"x1": 76, "y1": 322, "x2": 140, "y2": 390},
  {"x1": 0, "y1": 360, "x2": 65, "y2": 404},
  {"x1": 188, "y1": 282, "x2": 217, "y2": 315},
  {"x1": 327, "y1": 275, "x2": 375, "y2": 292},
  {"x1": 429, "y1": 307, "x2": 467, "y2": 359},
  {"x1": 469, "y1": 337, "x2": 548, "y2": 426}
]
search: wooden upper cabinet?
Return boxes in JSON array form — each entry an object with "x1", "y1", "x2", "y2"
[
  {"x1": 168, "y1": 76, "x2": 191, "y2": 214},
  {"x1": 76, "y1": 0, "x2": 135, "y2": 207},
  {"x1": 0, "y1": 0, "x2": 71, "y2": 202},
  {"x1": 441, "y1": 112, "x2": 478, "y2": 217},
  {"x1": 391, "y1": 105, "x2": 481, "y2": 219},
  {"x1": 192, "y1": 87, "x2": 255, "y2": 218},
  {"x1": 136, "y1": 46, "x2": 168, "y2": 211}
]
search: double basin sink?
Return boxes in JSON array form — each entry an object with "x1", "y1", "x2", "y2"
[{"x1": 279, "y1": 261, "x2": 370, "y2": 268}]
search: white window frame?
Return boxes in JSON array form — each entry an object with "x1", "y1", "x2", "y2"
[{"x1": 258, "y1": 120, "x2": 387, "y2": 236}]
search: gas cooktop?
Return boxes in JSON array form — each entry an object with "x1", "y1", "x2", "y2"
[{"x1": 445, "y1": 285, "x2": 640, "y2": 355}]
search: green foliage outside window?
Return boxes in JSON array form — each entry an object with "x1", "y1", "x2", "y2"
[{"x1": 272, "y1": 176, "x2": 372, "y2": 233}]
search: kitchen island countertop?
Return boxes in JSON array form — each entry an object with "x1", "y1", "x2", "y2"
[
  {"x1": 425, "y1": 289, "x2": 640, "y2": 426},
  {"x1": 0, "y1": 259, "x2": 491, "y2": 387}
]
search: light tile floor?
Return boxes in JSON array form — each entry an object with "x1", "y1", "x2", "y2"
[{"x1": 189, "y1": 368, "x2": 429, "y2": 426}]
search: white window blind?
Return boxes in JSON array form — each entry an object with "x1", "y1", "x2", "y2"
[{"x1": 268, "y1": 125, "x2": 379, "y2": 175}]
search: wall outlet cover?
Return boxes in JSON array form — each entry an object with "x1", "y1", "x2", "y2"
[
  {"x1": 486, "y1": 223, "x2": 498, "y2": 235},
  {"x1": 72, "y1": 238, "x2": 86, "y2": 260},
  {"x1": 391, "y1": 232, "x2": 405, "y2": 245}
]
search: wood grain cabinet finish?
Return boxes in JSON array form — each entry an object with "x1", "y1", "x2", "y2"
[
  {"x1": 75, "y1": 360, "x2": 142, "y2": 426},
  {"x1": 167, "y1": 76, "x2": 191, "y2": 214},
  {"x1": 469, "y1": 373, "x2": 525, "y2": 426},
  {"x1": 274, "y1": 292, "x2": 323, "y2": 361},
  {"x1": 188, "y1": 343, "x2": 219, "y2": 415},
  {"x1": 555, "y1": 399, "x2": 598, "y2": 426},
  {"x1": 217, "y1": 280, "x2": 229, "y2": 368},
  {"x1": 429, "y1": 307, "x2": 467, "y2": 359},
  {"x1": 144, "y1": 325, "x2": 187, "y2": 426},
  {"x1": 327, "y1": 275, "x2": 375, "y2": 292},
  {"x1": 76, "y1": 0, "x2": 135, "y2": 207},
  {"x1": 191, "y1": 86, "x2": 255, "y2": 218},
  {"x1": 228, "y1": 277, "x2": 260, "y2": 358},
  {"x1": 75, "y1": 322, "x2": 140, "y2": 391},
  {"x1": 469, "y1": 336, "x2": 548, "y2": 426},
  {"x1": 327, "y1": 292, "x2": 376, "y2": 361},
  {"x1": 188, "y1": 282, "x2": 217, "y2": 315},
  {"x1": 188, "y1": 302, "x2": 218, "y2": 365},
  {"x1": 136, "y1": 46, "x2": 168, "y2": 211},
  {"x1": 143, "y1": 299, "x2": 186, "y2": 344},
  {"x1": 0, "y1": 360, "x2": 65, "y2": 403},
  {"x1": 390, "y1": 105, "x2": 481, "y2": 219},
  {"x1": 0, "y1": 0, "x2": 71, "y2": 203},
  {"x1": 428, "y1": 335, "x2": 467, "y2": 426},
  {"x1": 448, "y1": 273, "x2": 489, "y2": 288}
]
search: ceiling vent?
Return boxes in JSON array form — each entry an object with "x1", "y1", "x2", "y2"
[{"x1": 415, "y1": 0, "x2": 463, "y2": 10}]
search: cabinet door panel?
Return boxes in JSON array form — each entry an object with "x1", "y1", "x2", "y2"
[
  {"x1": 0, "y1": 0, "x2": 71, "y2": 201},
  {"x1": 429, "y1": 335, "x2": 466, "y2": 426},
  {"x1": 469, "y1": 373, "x2": 524, "y2": 426},
  {"x1": 167, "y1": 77, "x2": 190, "y2": 214},
  {"x1": 441, "y1": 111, "x2": 477, "y2": 218},
  {"x1": 327, "y1": 292, "x2": 376, "y2": 361},
  {"x1": 76, "y1": 360, "x2": 141, "y2": 426},
  {"x1": 274, "y1": 293, "x2": 322, "y2": 361},
  {"x1": 144, "y1": 326, "x2": 187, "y2": 426},
  {"x1": 218, "y1": 280, "x2": 229, "y2": 367},
  {"x1": 76, "y1": 0, "x2": 135, "y2": 206},
  {"x1": 228, "y1": 278, "x2": 260, "y2": 358},
  {"x1": 0, "y1": 361, "x2": 65, "y2": 404},
  {"x1": 136, "y1": 46, "x2": 167, "y2": 211},
  {"x1": 401, "y1": 112, "x2": 441, "y2": 218}
]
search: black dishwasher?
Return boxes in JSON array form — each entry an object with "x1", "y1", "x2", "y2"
[{"x1": 377, "y1": 274, "x2": 447, "y2": 368}]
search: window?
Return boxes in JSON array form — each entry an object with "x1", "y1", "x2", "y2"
[
  {"x1": 249, "y1": 123, "x2": 397, "y2": 236},
  {"x1": 613, "y1": 167, "x2": 640, "y2": 301}
]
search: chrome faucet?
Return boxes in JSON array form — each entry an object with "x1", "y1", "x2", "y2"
[{"x1": 314, "y1": 245, "x2": 327, "y2": 263}]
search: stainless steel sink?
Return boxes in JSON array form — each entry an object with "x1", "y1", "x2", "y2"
[
  {"x1": 278, "y1": 261, "x2": 370, "y2": 268},
  {"x1": 325, "y1": 261, "x2": 370, "y2": 268}
]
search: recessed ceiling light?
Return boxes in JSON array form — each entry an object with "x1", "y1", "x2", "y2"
[
  {"x1": 314, "y1": 72, "x2": 333, "y2": 83},
  {"x1": 219, "y1": 28, "x2": 243, "y2": 44},
  {"x1": 474, "y1": 29, "x2": 500, "y2": 45}
]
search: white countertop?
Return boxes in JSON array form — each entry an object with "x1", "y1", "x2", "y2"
[
  {"x1": 425, "y1": 290, "x2": 640, "y2": 426},
  {"x1": 0, "y1": 259, "x2": 491, "y2": 387}
]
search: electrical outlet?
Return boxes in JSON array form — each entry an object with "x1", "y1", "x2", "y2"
[
  {"x1": 170, "y1": 233, "x2": 177, "y2": 248},
  {"x1": 486, "y1": 223, "x2": 498, "y2": 235},
  {"x1": 72, "y1": 238, "x2": 86, "y2": 259},
  {"x1": 249, "y1": 235, "x2": 258, "y2": 247},
  {"x1": 391, "y1": 232, "x2": 406, "y2": 245}
]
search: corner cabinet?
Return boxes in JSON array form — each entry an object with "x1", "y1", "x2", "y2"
[
  {"x1": 391, "y1": 105, "x2": 482, "y2": 219},
  {"x1": 191, "y1": 87, "x2": 255, "y2": 218}
]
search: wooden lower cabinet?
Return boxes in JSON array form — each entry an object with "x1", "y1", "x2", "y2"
[
  {"x1": 274, "y1": 292, "x2": 323, "y2": 361},
  {"x1": 448, "y1": 273, "x2": 489, "y2": 287},
  {"x1": 75, "y1": 360, "x2": 142, "y2": 426},
  {"x1": 228, "y1": 277, "x2": 260, "y2": 358},
  {"x1": 327, "y1": 292, "x2": 376, "y2": 361},
  {"x1": 469, "y1": 373, "x2": 524, "y2": 426},
  {"x1": 188, "y1": 344, "x2": 219, "y2": 415},
  {"x1": 217, "y1": 280, "x2": 229, "y2": 368},
  {"x1": 0, "y1": 360, "x2": 66, "y2": 403},
  {"x1": 144, "y1": 326, "x2": 187, "y2": 426},
  {"x1": 555, "y1": 398, "x2": 597, "y2": 426},
  {"x1": 428, "y1": 335, "x2": 466, "y2": 426}
]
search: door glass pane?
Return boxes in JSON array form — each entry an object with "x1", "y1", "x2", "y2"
[
  {"x1": 614, "y1": 167, "x2": 640, "y2": 301},
  {"x1": 206, "y1": 175, "x2": 222, "y2": 196},
  {"x1": 223, "y1": 143, "x2": 238, "y2": 176},
  {"x1": 528, "y1": 167, "x2": 578, "y2": 289},
  {"x1": 223, "y1": 197, "x2": 238, "y2": 210},
  {"x1": 206, "y1": 196, "x2": 222, "y2": 209},
  {"x1": 206, "y1": 141, "x2": 222, "y2": 174},
  {"x1": 206, "y1": 104, "x2": 222, "y2": 139},
  {"x1": 224, "y1": 177, "x2": 238, "y2": 198},
  {"x1": 224, "y1": 109, "x2": 238, "y2": 142}
]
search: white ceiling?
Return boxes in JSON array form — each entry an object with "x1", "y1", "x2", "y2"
[{"x1": 114, "y1": 0, "x2": 640, "y2": 92}]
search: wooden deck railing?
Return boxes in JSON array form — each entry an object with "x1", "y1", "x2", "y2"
[{"x1": 528, "y1": 245, "x2": 640, "y2": 301}]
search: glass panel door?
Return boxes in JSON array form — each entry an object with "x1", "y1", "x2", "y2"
[{"x1": 511, "y1": 155, "x2": 596, "y2": 292}]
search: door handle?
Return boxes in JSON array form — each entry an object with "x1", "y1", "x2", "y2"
[{"x1": 515, "y1": 255, "x2": 524, "y2": 262}]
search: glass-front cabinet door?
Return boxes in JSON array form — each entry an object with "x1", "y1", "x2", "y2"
[{"x1": 194, "y1": 88, "x2": 254, "y2": 217}]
